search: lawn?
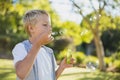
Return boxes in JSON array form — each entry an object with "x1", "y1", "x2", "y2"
[
  {"x1": 58, "y1": 67, "x2": 120, "y2": 80},
  {"x1": 0, "y1": 59, "x2": 16, "y2": 80},
  {"x1": 0, "y1": 59, "x2": 120, "y2": 80}
]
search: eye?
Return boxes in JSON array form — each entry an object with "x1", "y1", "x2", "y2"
[{"x1": 43, "y1": 24, "x2": 48, "y2": 27}]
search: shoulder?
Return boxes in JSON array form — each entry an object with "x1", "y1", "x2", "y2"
[
  {"x1": 12, "y1": 42, "x2": 25, "y2": 54},
  {"x1": 12, "y1": 41, "x2": 28, "y2": 65},
  {"x1": 13, "y1": 42, "x2": 24, "y2": 50},
  {"x1": 42, "y1": 46, "x2": 53, "y2": 54},
  {"x1": 12, "y1": 40, "x2": 28, "y2": 51}
]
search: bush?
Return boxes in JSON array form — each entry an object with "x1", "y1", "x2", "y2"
[
  {"x1": 104, "y1": 57, "x2": 113, "y2": 67},
  {"x1": 57, "y1": 49, "x2": 86, "y2": 64},
  {"x1": 83, "y1": 56, "x2": 98, "y2": 67},
  {"x1": 105, "y1": 52, "x2": 120, "y2": 72},
  {"x1": 114, "y1": 61, "x2": 120, "y2": 72},
  {"x1": 71, "y1": 52, "x2": 86, "y2": 64}
]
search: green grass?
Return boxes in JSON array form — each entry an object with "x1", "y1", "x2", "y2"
[
  {"x1": 58, "y1": 67, "x2": 120, "y2": 80},
  {"x1": 0, "y1": 59, "x2": 120, "y2": 80},
  {"x1": 0, "y1": 59, "x2": 16, "y2": 80}
]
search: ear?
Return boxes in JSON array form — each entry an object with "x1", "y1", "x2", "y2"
[{"x1": 28, "y1": 25, "x2": 35, "y2": 33}]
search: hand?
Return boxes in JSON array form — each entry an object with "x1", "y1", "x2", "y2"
[
  {"x1": 55, "y1": 57, "x2": 74, "y2": 79},
  {"x1": 33, "y1": 28, "x2": 54, "y2": 47},
  {"x1": 59, "y1": 57, "x2": 75, "y2": 69}
]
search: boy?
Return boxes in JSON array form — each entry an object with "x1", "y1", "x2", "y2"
[{"x1": 12, "y1": 10, "x2": 74, "y2": 80}]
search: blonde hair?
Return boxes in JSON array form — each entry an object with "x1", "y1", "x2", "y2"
[{"x1": 23, "y1": 10, "x2": 49, "y2": 35}]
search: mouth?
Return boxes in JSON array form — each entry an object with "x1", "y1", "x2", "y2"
[{"x1": 51, "y1": 32, "x2": 55, "y2": 36}]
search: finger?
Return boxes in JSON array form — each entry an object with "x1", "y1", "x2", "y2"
[
  {"x1": 71, "y1": 58, "x2": 75, "y2": 62},
  {"x1": 62, "y1": 56, "x2": 66, "y2": 60},
  {"x1": 49, "y1": 36, "x2": 54, "y2": 42},
  {"x1": 47, "y1": 36, "x2": 54, "y2": 44},
  {"x1": 66, "y1": 64, "x2": 73, "y2": 68},
  {"x1": 70, "y1": 58, "x2": 75, "y2": 64}
]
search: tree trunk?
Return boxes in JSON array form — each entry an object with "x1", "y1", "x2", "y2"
[{"x1": 94, "y1": 33, "x2": 106, "y2": 71}]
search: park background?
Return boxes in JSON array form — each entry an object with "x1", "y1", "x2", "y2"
[{"x1": 0, "y1": 0, "x2": 120, "y2": 80}]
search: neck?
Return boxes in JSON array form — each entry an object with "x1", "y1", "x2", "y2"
[{"x1": 29, "y1": 37, "x2": 34, "y2": 44}]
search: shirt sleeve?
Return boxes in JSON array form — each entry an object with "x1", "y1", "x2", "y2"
[{"x1": 12, "y1": 43, "x2": 27, "y2": 66}]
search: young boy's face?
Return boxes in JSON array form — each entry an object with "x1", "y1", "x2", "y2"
[{"x1": 30, "y1": 14, "x2": 52, "y2": 38}]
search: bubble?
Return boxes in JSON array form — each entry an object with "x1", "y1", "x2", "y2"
[
  {"x1": 80, "y1": 30, "x2": 88, "y2": 36},
  {"x1": 89, "y1": 17, "x2": 92, "y2": 21},
  {"x1": 59, "y1": 30, "x2": 64, "y2": 35},
  {"x1": 51, "y1": 32, "x2": 58, "y2": 36},
  {"x1": 93, "y1": 16, "x2": 97, "y2": 20},
  {"x1": 51, "y1": 32, "x2": 55, "y2": 35},
  {"x1": 99, "y1": 14, "x2": 101, "y2": 17}
]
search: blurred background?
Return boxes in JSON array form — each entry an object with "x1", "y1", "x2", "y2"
[{"x1": 0, "y1": 0, "x2": 120, "y2": 80}]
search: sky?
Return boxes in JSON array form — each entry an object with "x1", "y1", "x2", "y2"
[
  {"x1": 49, "y1": 0, "x2": 99, "y2": 24},
  {"x1": 49, "y1": 0, "x2": 83, "y2": 24},
  {"x1": 49, "y1": 0, "x2": 120, "y2": 24}
]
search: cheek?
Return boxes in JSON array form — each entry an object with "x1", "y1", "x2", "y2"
[
  {"x1": 35, "y1": 29, "x2": 42, "y2": 34},
  {"x1": 34, "y1": 25, "x2": 47, "y2": 35},
  {"x1": 35, "y1": 27, "x2": 44, "y2": 35}
]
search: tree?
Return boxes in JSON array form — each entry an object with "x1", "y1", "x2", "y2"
[{"x1": 70, "y1": 0, "x2": 120, "y2": 71}]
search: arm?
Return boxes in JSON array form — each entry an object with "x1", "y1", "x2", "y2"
[
  {"x1": 15, "y1": 30, "x2": 53, "y2": 79},
  {"x1": 55, "y1": 63, "x2": 65, "y2": 79},
  {"x1": 15, "y1": 43, "x2": 41, "y2": 79},
  {"x1": 55, "y1": 57, "x2": 74, "y2": 79}
]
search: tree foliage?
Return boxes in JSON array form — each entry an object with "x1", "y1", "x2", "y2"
[{"x1": 62, "y1": 21, "x2": 94, "y2": 45}]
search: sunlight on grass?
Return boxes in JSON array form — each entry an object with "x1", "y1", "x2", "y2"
[
  {"x1": 0, "y1": 59, "x2": 16, "y2": 80},
  {"x1": 58, "y1": 67, "x2": 120, "y2": 80}
]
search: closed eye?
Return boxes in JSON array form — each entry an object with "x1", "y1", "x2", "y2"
[{"x1": 43, "y1": 24, "x2": 48, "y2": 27}]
